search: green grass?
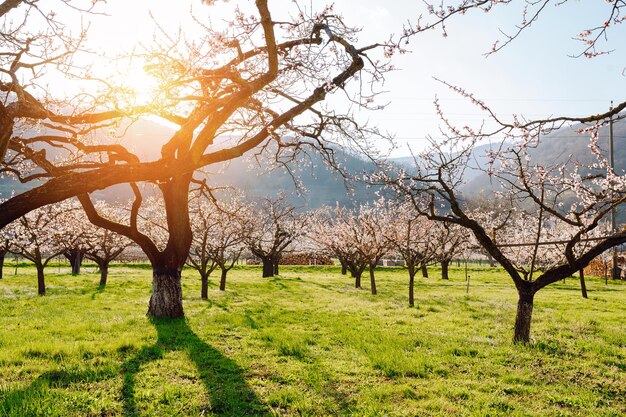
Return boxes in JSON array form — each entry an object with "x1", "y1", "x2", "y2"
[{"x1": 0, "y1": 262, "x2": 624, "y2": 416}]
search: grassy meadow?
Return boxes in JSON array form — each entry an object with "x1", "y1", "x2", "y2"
[{"x1": 0, "y1": 262, "x2": 624, "y2": 416}]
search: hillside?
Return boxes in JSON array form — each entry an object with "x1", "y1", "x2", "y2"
[
  {"x1": 0, "y1": 118, "x2": 381, "y2": 209},
  {"x1": 1, "y1": 117, "x2": 624, "y2": 214}
]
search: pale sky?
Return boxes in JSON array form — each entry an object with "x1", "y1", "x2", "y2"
[{"x1": 63, "y1": 0, "x2": 626, "y2": 157}]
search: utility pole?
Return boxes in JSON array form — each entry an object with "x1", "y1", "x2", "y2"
[{"x1": 609, "y1": 101, "x2": 620, "y2": 280}]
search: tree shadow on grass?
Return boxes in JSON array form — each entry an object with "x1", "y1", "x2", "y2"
[
  {"x1": 121, "y1": 318, "x2": 268, "y2": 416},
  {"x1": 0, "y1": 319, "x2": 268, "y2": 416}
]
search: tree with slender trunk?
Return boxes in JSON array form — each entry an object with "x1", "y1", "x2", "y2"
[
  {"x1": 188, "y1": 194, "x2": 249, "y2": 295},
  {"x1": 431, "y1": 222, "x2": 470, "y2": 281},
  {"x1": 6, "y1": 205, "x2": 68, "y2": 295},
  {"x1": 0, "y1": 228, "x2": 9, "y2": 279},
  {"x1": 245, "y1": 196, "x2": 304, "y2": 278},
  {"x1": 383, "y1": 202, "x2": 438, "y2": 306},
  {"x1": 310, "y1": 207, "x2": 366, "y2": 288},
  {"x1": 77, "y1": 202, "x2": 132, "y2": 287},
  {"x1": 311, "y1": 202, "x2": 391, "y2": 294}
]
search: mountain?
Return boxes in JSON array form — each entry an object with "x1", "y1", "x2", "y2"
[
  {"x1": 0, "y1": 118, "x2": 381, "y2": 209},
  {"x1": 1, "y1": 117, "x2": 624, "y2": 215},
  {"x1": 459, "y1": 119, "x2": 626, "y2": 192},
  {"x1": 455, "y1": 119, "x2": 626, "y2": 224}
]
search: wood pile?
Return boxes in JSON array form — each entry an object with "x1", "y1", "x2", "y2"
[{"x1": 279, "y1": 253, "x2": 334, "y2": 265}]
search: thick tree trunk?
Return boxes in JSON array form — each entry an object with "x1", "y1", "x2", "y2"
[
  {"x1": 354, "y1": 271, "x2": 361, "y2": 288},
  {"x1": 0, "y1": 250, "x2": 5, "y2": 279},
  {"x1": 261, "y1": 258, "x2": 274, "y2": 278},
  {"x1": 219, "y1": 268, "x2": 228, "y2": 291},
  {"x1": 421, "y1": 263, "x2": 428, "y2": 278},
  {"x1": 579, "y1": 268, "x2": 588, "y2": 299},
  {"x1": 369, "y1": 264, "x2": 377, "y2": 295},
  {"x1": 513, "y1": 287, "x2": 535, "y2": 343},
  {"x1": 99, "y1": 262, "x2": 109, "y2": 287},
  {"x1": 340, "y1": 258, "x2": 347, "y2": 275},
  {"x1": 441, "y1": 259, "x2": 450, "y2": 280},
  {"x1": 408, "y1": 267, "x2": 416, "y2": 307},
  {"x1": 36, "y1": 263, "x2": 45, "y2": 296},
  {"x1": 200, "y1": 272, "x2": 209, "y2": 300},
  {"x1": 148, "y1": 266, "x2": 184, "y2": 319}
]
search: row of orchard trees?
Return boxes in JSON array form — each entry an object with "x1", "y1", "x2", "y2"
[
  {"x1": 0, "y1": 192, "x2": 308, "y2": 297},
  {"x1": 0, "y1": 0, "x2": 623, "y2": 344},
  {"x1": 3, "y1": 192, "x2": 611, "y2": 320},
  {"x1": 0, "y1": 200, "x2": 132, "y2": 294}
]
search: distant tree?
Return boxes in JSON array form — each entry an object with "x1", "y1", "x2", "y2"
[
  {"x1": 245, "y1": 196, "x2": 304, "y2": 278},
  {"x1": 383, "y1": 202, "x2": 438, "y2": 306},
  {"x1": 187, "y1": 199, "x2": 219, "y2": 299},
  {"x1": 6, "y1": 204, "x2": 69, "y2": 295},
  {"x1": 188, "y1": 194, "x2": 250, "y2": 297},
  {"x1": 77, "y1": 202, "x2": 133, "y2": 287},
  {"x1": 431, "y1": 222, "x2": 470, "y2": 280},
  {"x1": 309, "y1": 207, "x2": 367, "y2": 284},
  {"x1": 313, "y1": 201, "x2": 392, "y2": 294}
]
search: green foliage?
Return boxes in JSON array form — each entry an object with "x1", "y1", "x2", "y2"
[{"x1": 0, "y1": 263, "x2": 624, "y2": 416}]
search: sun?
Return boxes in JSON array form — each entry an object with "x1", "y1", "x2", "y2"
[{"x1": 120, "y1": 61, "x2": 160, "y2": 106}]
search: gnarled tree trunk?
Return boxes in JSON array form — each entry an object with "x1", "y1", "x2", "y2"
[
  {"x1": 513, "y1": 286, "x2": 535, "y2": 343},
  {"x1": 421, "y1": 262, "x2": 428, "y2": 278},
  {"x1": 148, "y1": 265, "x2": 184, "y2": 318},
  {"x1": 64, "y1": 248, "x2": 84, "y2": 276}
]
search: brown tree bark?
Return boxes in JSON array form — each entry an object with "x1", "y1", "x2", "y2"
[
  {"x1": 421, "y1": 262, "x2": 428, "y2": 278},
  {"x1": 369, "y1": 264, "x2": 377, "y2": 295},
  {"x1": 148, "y1": 265, "x2": 184, "y2": 318},
  {"x1": 579, "y1": 268, "x2": 588, "y2": 299},
  {"x1": 340, "y1": 258, "x2": 347, "y2": 275},
  {"x1": 36, "y1": 262, "x2": 46, "y2": 296},
  {"x1": 219, "y1": 268, "x2": 228, "y2": 291},
  {"x1": 98, "y1": 262, "x2": 109, "y2": 287},
  {"x1": 441, "y1": 259, "x2": 450, "y2": 280},
  {"x1": 200, "y1": 272, "x2": 210, "y2": 300},
  {"x1": 408, "y1": 267, "x2": 416, "y2": 307},
  {"x1": 513, "y1": 286, "x2": 535, "y2": 343},
  {"x1": 261, "y1": 257, "x2": 274, "y2": 277},
  {"x1": 64, "y1": 248, "x2": 84, "y2": 276},
  {"x1": 0, "y1": 249, "x2": 6, "y2": 279}
]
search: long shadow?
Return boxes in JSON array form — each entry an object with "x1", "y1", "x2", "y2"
[
  {"x1": 121, "y1": 318, "x2": 268, "y2": 416},
  {"x1": 0, "y1": 320, "x2": 268, "y2": 416}
]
